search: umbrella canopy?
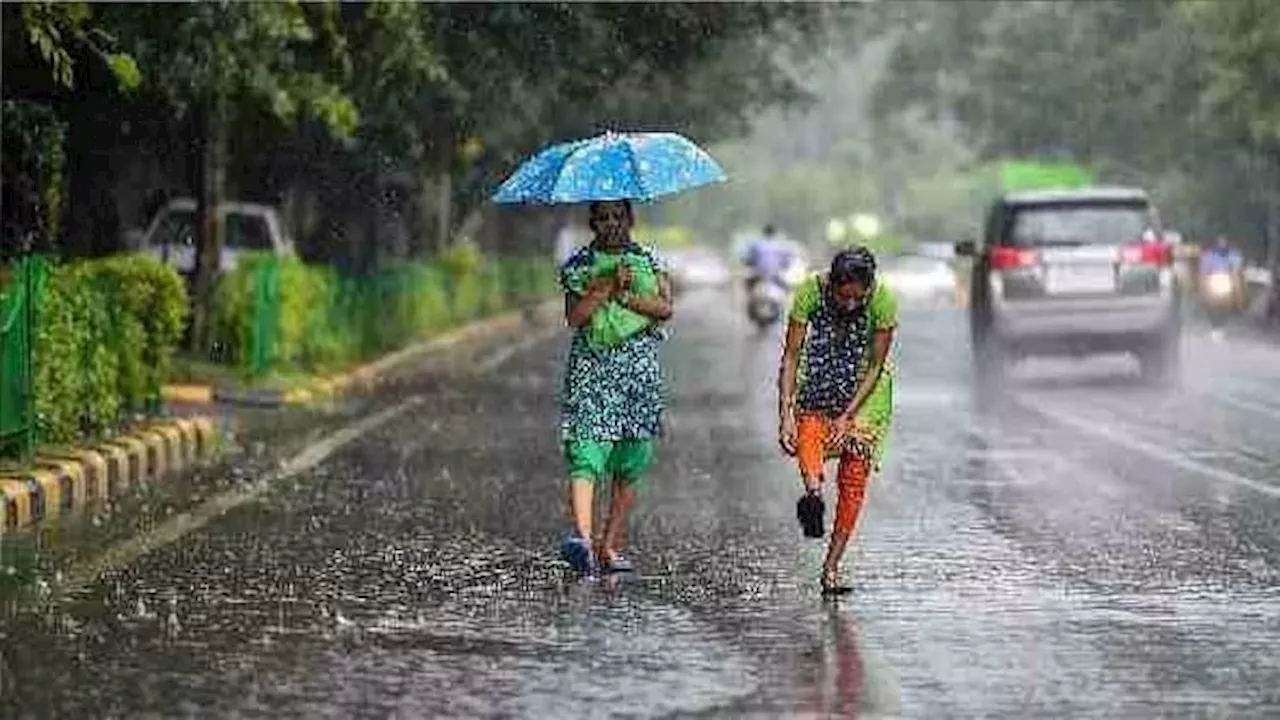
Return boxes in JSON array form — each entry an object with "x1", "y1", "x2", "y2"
[{"x1": 492, "y1": 131, "x2": 727, "y2": 205}]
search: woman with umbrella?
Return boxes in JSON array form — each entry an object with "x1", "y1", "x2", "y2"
[
  {"x1": 493, "y1": 132, "x2": 725, "y2": 576},
  {"x1": 557, "y1": 198, "x2": 672, "y2": 574}
]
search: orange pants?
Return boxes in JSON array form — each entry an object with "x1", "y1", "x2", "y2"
[{"x1": 796, "y1": 414, "x2": 871, "y2": 537}]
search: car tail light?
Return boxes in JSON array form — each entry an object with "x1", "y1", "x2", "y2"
[
  {"x1": 989, "y1": 246, "x2": 1039, "y2": 271},
  {"x1": 1120, "y1": 241, "x2": 1172, "y2": 267}
]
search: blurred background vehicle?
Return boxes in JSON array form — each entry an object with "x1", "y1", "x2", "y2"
[
  {"x1": 1198, "y1": 267, "x2": 1242, "y2": 331},
  {"x1": 879, "y1": 254, "x2": 960, "y2": 305},
  {"x1": 665, "y1": 245, "x2": 733, "y2": 294},
  {"x1": 958, "y1": 187, "x2": 1181, "y2": 383},
  {"x1": 744, "y1": 252, "x2": 808, "y2": 331},
  {"x1": 130, "y1": 198, "x2": 296, "y2": 284}
]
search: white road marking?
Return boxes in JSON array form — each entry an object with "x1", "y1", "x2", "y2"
[
  {"x1": 1213, "y1": 392, "x2": 1280, "y2": 422},
  {"x1": 1010, "y1": 395, "x2": 1280, "y2": 499}
]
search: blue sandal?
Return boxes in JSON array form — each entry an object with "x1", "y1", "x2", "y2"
[
  {"x1": 601, "y1": 552, "x2": 635, "y2": 574},
  {"x1": 559, "y1": 532, "x2": 597, "y2": 575}
]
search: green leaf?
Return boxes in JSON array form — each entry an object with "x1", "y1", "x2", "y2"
[{"x1": 106, "y1": 52, "x2": 142, "y2": 92}]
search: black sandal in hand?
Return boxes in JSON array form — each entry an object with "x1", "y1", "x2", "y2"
[{"x1": 796, "y1": 488, "x2": 825, "y2": 539}]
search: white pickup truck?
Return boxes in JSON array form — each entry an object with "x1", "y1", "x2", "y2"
[{"x1": 131, "y1": 198, "x2": 296, "y2": 277}]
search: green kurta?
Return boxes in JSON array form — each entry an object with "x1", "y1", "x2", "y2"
[{"x1": 788, "y1": 273, "x2": 898, "y2": 468}]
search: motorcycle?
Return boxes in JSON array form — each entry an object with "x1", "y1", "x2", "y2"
[
  {"x1": 1198, "y1": 270, "x2": 1242, "y2": 329},
  {"x1": 746, "y1": 259, "x2": 808, "y2": 330}
]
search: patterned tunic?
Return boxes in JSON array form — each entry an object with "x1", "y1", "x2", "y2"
[
  {"x1": 790, "y1": 273, "x2": 898, "y2": 467},
  {"x1": 559, "y1": 243, "x2": 668, "y2": 443}
]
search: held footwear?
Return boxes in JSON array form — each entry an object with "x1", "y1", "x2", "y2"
[{"x1": 796, "y1": 489, "x2": 825, "y2": 539}]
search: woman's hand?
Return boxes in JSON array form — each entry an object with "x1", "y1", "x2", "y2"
[
  {"x1": 616, "y1": 263, "x2": 633, "y2": 293},
  {"x1": 778, "y1": 411, "x2": 798, "y2": 456},
  {"x1": 827, "y1": 413, "x2": 853, "y2": 447},
  {"x1": 586, "y1": 275, "x2": 616, "y2": 298}
]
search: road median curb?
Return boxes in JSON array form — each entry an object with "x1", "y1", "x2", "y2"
[
  {"x1": 0, "y1": 416, "x2": 220, "y2": 535},
  {"x1": 161, "y1": 300, "x2": 559, "y2": 409}
]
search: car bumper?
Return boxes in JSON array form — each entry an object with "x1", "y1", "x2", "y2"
[{"x1": 990, "y1": 292, "x2": 1179, "y2": 350}]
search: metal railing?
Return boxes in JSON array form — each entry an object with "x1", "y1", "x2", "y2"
[{"x1": 0, "y1": 257, "x2": 47, "y2": 464}]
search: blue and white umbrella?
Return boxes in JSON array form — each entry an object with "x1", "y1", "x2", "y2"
[{"x1": 492, "y1": 131, "x2": 727, "y2": 205}]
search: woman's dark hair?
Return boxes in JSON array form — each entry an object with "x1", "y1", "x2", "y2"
[
  {"x1": 587, "y1": 199, "x2": 634, "y2": 219},
  {"x1": 829, "y1": 246, "x2": 876, "y2": 287}
]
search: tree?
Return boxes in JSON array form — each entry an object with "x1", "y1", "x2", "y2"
[
  {"x1": 4, "y1": 1, "x2": 843, "y2": 277},
  {"x1": 104, "y1": 1, "x2": 358, "y2": 350},
  {"x1": 339, "y1": 2, "x2": 828, "y2": 255},
  {"x1": 871, "y1": 0, "x2": 1280, "y2": 261},
  {"x1": 9, "y1": 1, "x2": 139, "y2": 93},
  {"x1": 1, "y1": 2, "x2": 140, "y2": 258}
]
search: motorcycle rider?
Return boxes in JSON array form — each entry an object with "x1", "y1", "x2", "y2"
[
  {"x1": 1198, "y1": 235, "x2": 1246, "y2": 336},
  {"x1": 742, "y1": 224, "x2": 799, "y2": 293},
  {"x1": 1198, "y1": 235, "x2": 1245, "y2": 303}
]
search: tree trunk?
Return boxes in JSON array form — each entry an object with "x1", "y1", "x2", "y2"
[
  {"x1": 188, "y1": 95, "x2": 229, "y2": 353},
  {"x1": 1266, "y1": 150, "x2": 1280, "y2": 274},
  {"x1": 417, "y1": 112, "x2": 457, "y2": 255},
  {"x1": 435, "y1": 170, "x2": 452, "y2": 252}
]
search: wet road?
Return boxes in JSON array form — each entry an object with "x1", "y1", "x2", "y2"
[{"x1": 3, "y1": 290, "x2": 1280, "y2": 718}]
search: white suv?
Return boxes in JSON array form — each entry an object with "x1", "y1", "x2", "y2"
[
  {"x1": 133, "y1": 198, "x2": 296, "y2": 278},
  {"x1": 957, "y1": 187, "x2": 1182, "y2": 383}
]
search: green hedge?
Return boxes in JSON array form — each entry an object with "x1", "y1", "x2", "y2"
[
  {"x1": 209, "y1": 248, "x2": 557, "y2": 378},
  {"x1": 30, "y1": 255, "x2": 188, "y2": 446}
]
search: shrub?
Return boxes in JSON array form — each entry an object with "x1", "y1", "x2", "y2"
[
  {"x1": 27, "y1": 254, "x2": 188, "y2": 446},
  {"x1": 210, "y1": 252, "x2": 331, "y2": 374},
  {"x1": 480, "y1": 260, "x2": 506, "y2": 315},
  {"x1": 204, "y1": 247, "x2": 550, "y2": 380},
  {"x1": 300, "y1": 264, "x2": 354, "y2": 371},
  {"x1": 439, "y1": 240, "x2": 486, "y2": 321},
  {"x1": 32, "y1": 262, "x2": 119, "y2": 444},
  {"x1": 276, "y1": 255, "x2": 330, "y2": 369},
  {"x1": 89, "y1": 254, "x2": 189, "y2": 411}
]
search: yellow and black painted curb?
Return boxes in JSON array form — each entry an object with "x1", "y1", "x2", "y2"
[
  {"x1": 0, "y1": 416, "x2": 220, "y2": 534},
  {"x1": 162, "y1": 300, "x2": 559, "y2": 409}
]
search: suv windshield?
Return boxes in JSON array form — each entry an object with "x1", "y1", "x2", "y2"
[
  {"x1": 149, "y1": 210, "x2": 273, "y2": 250},
  {"x1": 151, "y1": 210, "x2": 196, "y2": 247},
  {"x1": 1007, "y1": 203, "x2": 1151, "y2": 247},
  {"x1": 224, "y1": 213, "x2": 273, "y2": 250}
]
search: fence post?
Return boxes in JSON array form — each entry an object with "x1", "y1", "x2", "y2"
[
  {"x1": 1, "y1": 256, "x2": 43, "y2": 465},
  {"x1": 249, "y1": 256, "x2": 281, "y2": 379}
]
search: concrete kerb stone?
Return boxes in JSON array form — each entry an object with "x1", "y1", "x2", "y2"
[
  {"x1": 0, "y1": 417, "x2": 221, "y2": 535},
  {"x1": 162, "y1": 300, "x2": 560, "y2": 410}
]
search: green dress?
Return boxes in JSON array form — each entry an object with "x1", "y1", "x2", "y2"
[
  {"x1": 558, "y1": 242, "x2": 668, "y2": 447},
  {"x1": 788, "y1": 273, "x2": 898, "y2": 468}
]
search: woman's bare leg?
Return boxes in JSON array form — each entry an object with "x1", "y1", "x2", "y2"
[
  {"x1": 600, "y1": 477, "x2": 639, "y2": 559},
  {"x1": 567, "y1": 479, "x2": 594, "y2": 539}
]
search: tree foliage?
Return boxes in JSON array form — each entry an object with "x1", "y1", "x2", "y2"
[
  {"x1": 106, "y1": 1, "x2": 357, "y2": 137},
  {"x1": 3, "y1": 1, "x2": 841, "y2": 269},
  {"x1": 872, "y1": 0, "x2": 1280, "y2": 259},
  {"x1": 1, "y1": 100, "x2": 67, "y2": 256}
]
